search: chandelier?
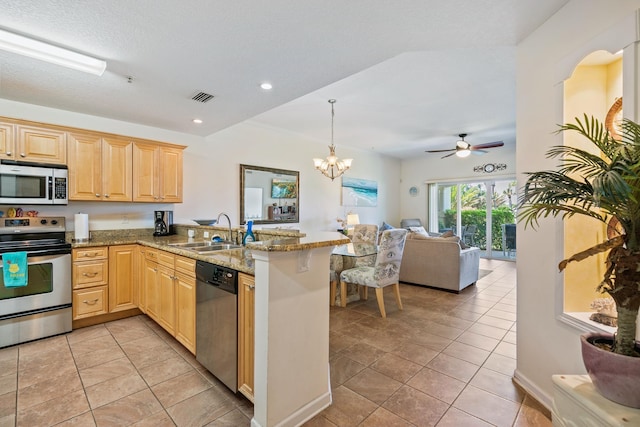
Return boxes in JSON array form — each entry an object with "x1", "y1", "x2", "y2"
[{"x1": 313, "y1": 99, "x2": 352, "y2": 180}]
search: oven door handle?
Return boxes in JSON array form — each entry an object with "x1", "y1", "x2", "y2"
[{"x1": 24, "y1": 248, "x2": 72, "y2": 258}]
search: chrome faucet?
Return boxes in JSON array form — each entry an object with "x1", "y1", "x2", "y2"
[{"x1": 216, "y1": 212, "x2": 232, "y2": 243}]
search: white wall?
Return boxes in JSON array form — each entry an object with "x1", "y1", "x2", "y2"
[
  {"x1": 0, "y1": 99, "x2": 400, "y2": 233},
  {"x1": 515, "y1": 0, "x2": 640, "y2": 407},
  {"x1": 400, "y1": 145, "x2": 516, "y2": 227},
  {"x1": 175, "y1": 120, "x2": 401, "y2": 231}
]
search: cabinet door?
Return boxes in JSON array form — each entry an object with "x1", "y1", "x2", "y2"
[
  {"x1": 238, "y1": 273, "x2": 255, "y2": 402},
  {"x1": 159, "y1": 146, "x2": 183, "y2": 203},
  {"x1": 16, "y1": 125, "x2": 67, "y2": 164},
  {"x1": 102, "y1": 137, "x2": 132, "y2": 201},
  {"x1": 67, "y1": 132, "x2": 103, "y2": 201},
  {"x1": 157, "y1": 264, "x2": 176, "y2": 335},
  {"x1": 132, "y1": 142, "x2": 159, "y2": 202},
  {"x1": 144, "y1": 258, "x2": 160, "y2": 322},
  {"x1": 108, "y1": 245, "x2": 137, "y2": 313},
  {"x1": 175, "y1": 271, "x2": 195, "y2": 354},
  {"x1": 0, "y1": 123, "x2": 14, "y2": 161}
]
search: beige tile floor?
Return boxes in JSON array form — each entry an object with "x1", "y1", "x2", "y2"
[{"x1": 0, "y1": 258, "x2": 551, "y2": 427}]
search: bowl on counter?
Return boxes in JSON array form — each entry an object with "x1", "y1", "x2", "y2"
[{"x1": 193, "y1": 219, "x2": 217, "y2": 226}]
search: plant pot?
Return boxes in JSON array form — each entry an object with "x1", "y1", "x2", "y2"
[{"x1": 580, "y1": 332, "x2": 640, "y2": 408}]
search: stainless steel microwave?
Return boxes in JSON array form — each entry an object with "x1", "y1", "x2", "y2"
[{"x1": 0, "y1": 161, "x2": 68, "y2": 205}]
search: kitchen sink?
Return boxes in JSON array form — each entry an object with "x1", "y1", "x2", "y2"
[{"x1": 168, "y1": 242, "x2": 216, "y2": 248}]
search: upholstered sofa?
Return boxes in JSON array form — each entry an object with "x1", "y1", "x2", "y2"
[{"x1": 399, "y1": 232, "x2": 481, "y2": 292}]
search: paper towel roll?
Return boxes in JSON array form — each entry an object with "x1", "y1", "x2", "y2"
[{"x1": 74, "y1": 213, "x2": 89, "y2": 242}]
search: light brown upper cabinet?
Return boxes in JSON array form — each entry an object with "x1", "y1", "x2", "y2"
[
  {"x1": 133, "y1": 141, "x2": 183, "y2": 203},
  {"x1": 67, "y1": 132, "x2": 133, "y2": 201},
  {"x1": 0, "y1": 121, "x2": 66, "y2": 165}
]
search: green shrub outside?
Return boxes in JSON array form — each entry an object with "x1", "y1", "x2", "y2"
[{"x1": 442, "y1": 207, "x2": 514, "y2": 250}]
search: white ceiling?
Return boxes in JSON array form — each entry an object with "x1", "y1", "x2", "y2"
[{"x1": 0, "y1": 0, "x2": 569, "y2": 159}]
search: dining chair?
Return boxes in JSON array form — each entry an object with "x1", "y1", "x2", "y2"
[
  {"x1": 339, "y1": 228, "x2": 408, "y2": 317},
  {"x1": 329, "y1": 254, "x2": 343, "y2": 306},
  {"x1": 351, "y1": 224, "x2": 379, "y2": 243},
  {"x1": 351, "y1": 224, "x2": 378, "y2": 267}
]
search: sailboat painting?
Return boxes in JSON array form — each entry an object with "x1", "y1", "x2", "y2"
[{"x1": 341, "y1": 177, "x2": 378, "y2": 207}]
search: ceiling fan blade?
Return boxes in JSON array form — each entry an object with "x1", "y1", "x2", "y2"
[
  {"x1": 470, "y1": 141, "x2": 504, "y2": 150},
  {"x1": 441, "y1": 152, "x2": 456, "y2": 159},
  {"x1": 426, "y1": 148, "x2": 456, "y2": 153}
]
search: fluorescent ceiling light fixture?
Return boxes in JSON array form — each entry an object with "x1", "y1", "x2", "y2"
[
  {"x1": 192, "y1": 118, "x2": 203, "y2": 124},
  {"x1": 0, "y1": 28, "x2": 106, "y2": 76},
  {"x1": 260, "y1": 82, "x2": 273, "y2": 90}
]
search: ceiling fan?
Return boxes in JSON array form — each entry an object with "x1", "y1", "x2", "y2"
[{"x1": 426, "y1": 134, "x2": 504, "y2": 159}]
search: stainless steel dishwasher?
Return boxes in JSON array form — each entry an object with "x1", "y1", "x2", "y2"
[{"x1": 195, "y1": 261, "x2": 238, "y2": 392}]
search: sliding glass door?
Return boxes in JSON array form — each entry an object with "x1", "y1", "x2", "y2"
[{"x1": 428, "y1": 178, "x2": 517, "y2": 260}]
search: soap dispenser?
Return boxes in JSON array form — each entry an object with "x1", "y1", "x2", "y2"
[{"x1": 242, "y1": 220, "x2": 255, "y2": 245}]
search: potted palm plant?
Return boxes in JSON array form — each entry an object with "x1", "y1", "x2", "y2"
[{"x1": 519, "y1": 115, "x2": 640, "y2": 408}]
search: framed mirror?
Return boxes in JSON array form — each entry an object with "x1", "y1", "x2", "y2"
[{"x1": 240, "y1": 164, "x2": 299, "y2": 225}]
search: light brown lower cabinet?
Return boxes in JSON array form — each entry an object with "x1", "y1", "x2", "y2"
[
  {"x1": 238, "y1": 272, "x2": 255, "y2": 402},
  {"x1": 141, "y1": 247, "x2": 196, "y2": 354},
  {"x1": 72, "y1": 247, "x2": 109, "y2": 320},
  {"x1": 72, "y1": 244, "x2": 196, "y2": 354},
  {"x1": 108, "y1": 245, "x2": 138, "y2": 312}
]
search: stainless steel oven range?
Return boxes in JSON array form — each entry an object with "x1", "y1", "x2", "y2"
[{"x1": 0, "y1": 216, "x2": 72, "y2": 348}]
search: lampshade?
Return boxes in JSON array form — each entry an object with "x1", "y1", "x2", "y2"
[
  {"x1": 0, "y1": 28, "x2": 106, "y2": 76},
  {"x1": 346, "y1": 214, "x2": 360, "y2": 225},
  {"x1": 456, "y1": 149, "x2": 471, "y2": 158}
]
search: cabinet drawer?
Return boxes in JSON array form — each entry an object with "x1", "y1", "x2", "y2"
[
  {"x1": 157, "y1": 250, "x2": 175, "y2": 268},
  {"x1": 73, "y1": 286, "x2": 108, "y2": 319},
  {"x1": 174, "y1": 255, "x2": 195, "y2": 277},
  {"x1": 145, "y1": 248, "x2": 158, "y2": 261},
  {"x1": 73, "y1": 259, "x2": 108, "y2": 289},
  {"x1": 73, "y1": 247, "x2": 108, "y2": 261}
]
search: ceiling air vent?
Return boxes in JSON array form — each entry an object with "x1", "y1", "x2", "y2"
[{"x1": 191, "y1": 91, "x2": 214, "y2": 103}]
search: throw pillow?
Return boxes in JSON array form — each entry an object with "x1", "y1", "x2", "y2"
[
  {"x1": 381, "y1": 221, "x2": 394, "y2": 231},
  {"x1": 408, "y1": 226, "x2": 429, "y2": 236},
  {"x1": 409, "y1": 233, "x2": 433, "y2": 240},
  {"x1": 440, "y1": 230, "x2": 455, "y2": 238}
]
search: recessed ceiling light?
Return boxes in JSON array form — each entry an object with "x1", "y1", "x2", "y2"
[
  {"x1": 192, "y1": 119, "x2": 203, "y2": 124},
  {"x1": 260, "y1": 82, "x2": 273, "y2": 90}
]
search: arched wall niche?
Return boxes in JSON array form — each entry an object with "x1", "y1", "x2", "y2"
[{"x1": 558, "y1": 9, "x2": 640, "y2": 327}]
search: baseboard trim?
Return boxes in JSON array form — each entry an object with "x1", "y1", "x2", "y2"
[
  {"x1": 513, "y1": 368, "x2": 553, "y2": 411},
  {"x1": 250, "y1": 390, "x2": 332, "y2": 427}
]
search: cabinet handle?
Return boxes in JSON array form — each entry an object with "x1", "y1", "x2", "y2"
[
  {"x1": 247, "y1": 284, "x2": 255, "y2": 290},
  {"x1": 95, "y1": 193, "x2": 100, "y2": 197},
  {"x1": 104, "y1": 194, "x2": 109, "y2": 198},
  {"x1": 82, "y1": 252, "x2": 98, "y2": 258},
  {"x1": 20, "y1": 153, "x2": 25, "y2": 157},
  {"x1": 83, "y1": 298, "x2": 99, "y2": 305},
  {"x1": 153, "y1": 268, "x2": 157, "y2": 272},
  {"x1": 82, "y1": 272, "x2": 98, "y2": 277},
  {"x1": 5, "y1": 151, "x2": 11, "y2": 156}
]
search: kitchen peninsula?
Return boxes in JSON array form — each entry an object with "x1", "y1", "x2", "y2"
[{"x1": 70, "y1": 227, "x2": 349, "y2": 427}]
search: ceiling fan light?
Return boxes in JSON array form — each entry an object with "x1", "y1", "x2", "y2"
[{"x1": 456, "y1": 149, "x2": 471, "y2": 158}]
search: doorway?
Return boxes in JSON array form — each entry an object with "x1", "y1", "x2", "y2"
[{"x1": 428, "y1": 178, "x2": 517, "y2": 260}]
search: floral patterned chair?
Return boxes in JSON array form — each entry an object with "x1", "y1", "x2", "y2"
[
  {"x1": 351, "y1": 224, "x2": 379, "y2": 244},
  {"x1": 339, "y1": 228, "x2": 408, "y2": 317}
]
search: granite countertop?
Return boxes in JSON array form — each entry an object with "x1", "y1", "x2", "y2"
[
  {"x1": 245, "y1": 232, "x2": 349, "y2": 252},
  {"x1": 69, "y1": 229, "x2": 349, "y2": 275}
]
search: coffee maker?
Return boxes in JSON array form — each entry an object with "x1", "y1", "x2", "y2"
[{"x1": 153, "y1": 210, "x2": 174, "y2": 236}]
